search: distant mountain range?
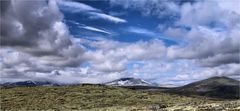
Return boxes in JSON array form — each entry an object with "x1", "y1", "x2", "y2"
[
  {"x1": 0, "y1": 77, "x2": 156, "y2": 87},
  {"x1": 1, "y1": 76, "x2": 239, "y2": 99},
  {"x1": 0, "y1": 80, "x2": 61, "y2": 87},
  {"x1": 0, "y1": 77, "x2": 176, "y2": 88}
]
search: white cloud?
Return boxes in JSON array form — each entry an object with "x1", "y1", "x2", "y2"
[
  {"x1": 177, "y1": 0, "x2": 240, "y2": 29},
  {"x1": 89, "y1": 12, "x2": 127, "y2": 23},
  {"x1": 0, "y1": 47, "x2": 126, "y2": 84},
  {"x1": 1, "y1": 0, "x2": 240, "y2": 85},
  {"x1": 170, "y1": 63, "x2": 240, "y2": 85},
  {"x1": 84, "y1": 39, "x2": 167, "y2": 74},
  {"x1": 0, "y1": 0, "x2": 88, "y2": 81},
  {"x1": 166, "y1": 25, "x2": 240, "y2": 64},
  {"x1": 178, "y1": 1, "x2": 221, "y2": 27},
  {"x1": 109, "y1": 0, "x2": 179, "y2": 18},
  {"x1": 127, "y1": 27, "x2": 156, "y2": 36},
  {"x1": 161, "y1": 0, "x2": 240, "y2": 83},
  {"x1": 57, "y1": 0, "x2": 100, "y2": 12},
  {"x1": 79, "y1": 26, "x2": 112, "y2": 34},
  {"x1": 217, "y1": 0, "x2": 240, "y2": 14},
  {"x1": 58, "y1": 0, "x2": 127, "y2": 24},
  {"x1": 129, "y1": 61, "x2": 173, "y2": 81},
  {"x1": 126, "y1": 26, "x2": 178, "y2": 42},
  {"x1": 197, "y1": 53, "x2": 240, "y2": 67},
  {"x1": 163, "y1": 27, "x2": 188, "y2": 38}
]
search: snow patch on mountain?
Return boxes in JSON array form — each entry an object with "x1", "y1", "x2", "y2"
[{"x1": 105, "y1": 78, "x2": 155, "y2": 86}]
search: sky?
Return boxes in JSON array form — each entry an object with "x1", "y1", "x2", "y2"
[{"x1": 0, "y1": 0, "x2": 240, "y2": 85}]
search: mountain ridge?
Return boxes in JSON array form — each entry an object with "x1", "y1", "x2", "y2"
[{"x1": 1, "y1": 76, "x2": 239, "y2": 100}]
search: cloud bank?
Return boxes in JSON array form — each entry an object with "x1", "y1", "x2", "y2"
[{"x1": 0, "y1": 0, "x2": 239, "y2": 85}]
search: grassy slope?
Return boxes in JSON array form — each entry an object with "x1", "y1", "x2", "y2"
[
  {"x1": 168, "y1": 77, "x2": 240, "y2": 99},
  {"x1": 0, "y1": 85, "x2": 239, "y2": 111}
]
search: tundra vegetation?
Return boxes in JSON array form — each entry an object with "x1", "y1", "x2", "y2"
[{"x1": 1, "y1": 85, "x2": 239, "y2": 111}]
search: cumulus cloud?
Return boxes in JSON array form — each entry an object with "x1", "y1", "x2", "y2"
[
  {"x1": 0, "y1": 48, "x2": 56, "y2": 79},
  {"x1": 108, "y1": 0, "x2": 239, "y2": 83},
  {"x1": 171, "y1": 63, "x2": 240, "y2": 84},
  {"x1": 167, "y1": 20, "x2": 240, "y2": 68},
  {"x1": 0, "y1": 0, "x2": 87, "y2": 81},
  {"x1": 162, "y1": 0, "x2": 240, "y2": 83},
  {"x1": 129, "y1": 61, "x2": 173, "y2": 81},
  {"x1": 85, "y1": 39, "x2": 166, "y2": 73},
  {"x1": 178, "y1": 1, "x2": 220, "y2": 27},
  {"x1": 197, "y1": 53, "x2": 240, "y2": 67},
  {"x1": 1, "y1": 0, "x2": 85, "y2": 58},
  {"x1": 109, "y1": 0, "x2": 179, "y2": 18},
  {"x1": 177, "y1": 0, "x2": 240, "y2": 29}
]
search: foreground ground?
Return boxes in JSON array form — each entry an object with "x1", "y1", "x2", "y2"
[{"x1": 0, "y1": 85, "x2": 239, "y2": 111}]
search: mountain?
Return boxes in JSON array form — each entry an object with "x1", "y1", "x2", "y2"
[
  {"x1": 0, "y1": 80, "x2": 61, "y2": 87},
  {"x1": 105, "y1": 78, "x2": 155, "y2": 86},
  {"x1": 168, "y1": 76, "x2": 240, "y2": 99}
]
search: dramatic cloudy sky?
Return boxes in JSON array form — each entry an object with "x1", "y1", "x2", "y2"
[{"x1": 0, "y1": 0, "x2": 239, "y2": 85}]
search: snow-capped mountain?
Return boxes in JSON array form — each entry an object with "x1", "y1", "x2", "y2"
[{"x1": 105, "y1": 78, "x2": 155, "y2": 86}]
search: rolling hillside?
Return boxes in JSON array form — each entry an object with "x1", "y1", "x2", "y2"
[
  {"x1": 168, "y1": 76, "x2": 240, "y2": 99},
  {"x1": 1, "y1": 84, "x2": 240, "y2": 110}
]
